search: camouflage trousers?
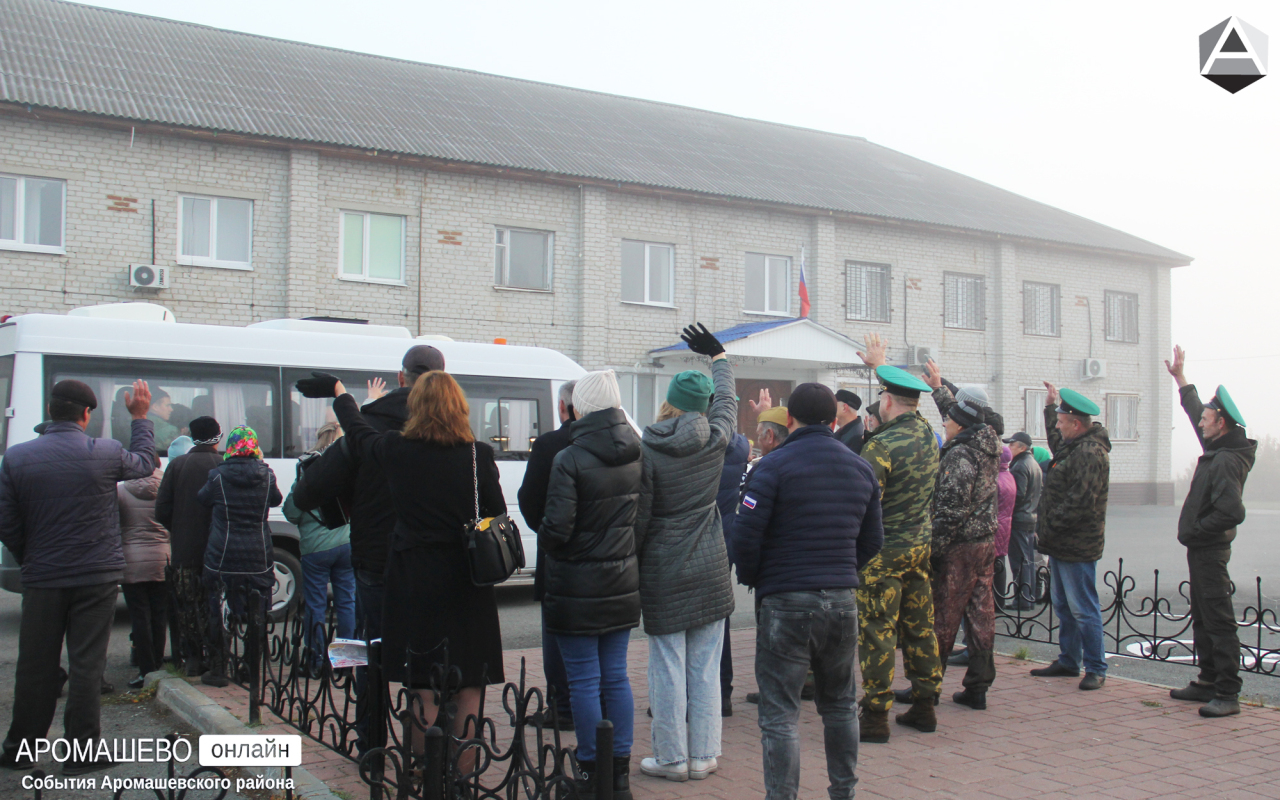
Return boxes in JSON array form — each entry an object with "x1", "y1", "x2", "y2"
[
  {"x1": 856, "y1": 545, "x2": 943, "y2": 711},
  {"x1": 931, "y1": 539, "x2": 997, "y2": 693}
]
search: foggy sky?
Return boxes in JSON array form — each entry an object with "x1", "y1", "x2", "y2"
[{"x1": 82, "y1": 0, "x2": 1280, "y2": 475}]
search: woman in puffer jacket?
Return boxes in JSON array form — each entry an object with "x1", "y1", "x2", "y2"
[
  {"x1": 634, "y1": 324, "x2": 737, "y2": 782},
  {"x1": 197, "y1": 426, "x2": 282, "y2": 687},
  {"x1": 118, "y1": 466, "x2": 170, "y2": 689}
]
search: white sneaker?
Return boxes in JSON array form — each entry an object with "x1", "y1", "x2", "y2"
[
  {"x1": 689, "y1": 757, "x2": 718, "y2": 780},
  {"x1": 640, "y1": 757, "x2": 689, "y2": 782}
]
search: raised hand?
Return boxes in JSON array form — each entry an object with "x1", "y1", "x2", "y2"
[
  {"x1": 923, "y1": 359, "x2": 943, "y2": 390},
  {"x1": 749, "y1": 388, "x2": 772, "y2": 416},
  {"x1": 680, "y1": 322, "x2": 726, "y2": 358},
  {"x1": 366, "y1": 377, "x2": 387, "y2": 401},
  {"x1": 124, "y1": 380, "x2": 152, "y2": 420},
  {"x1": 296, "y1": 371, "x2": 342, "y2": 399},
  {"x1": 1043, "y1": 381, "x2": 1060, "y2": 407},
  {"x1": 1165, "y1": 346, "x2": 1188, "y2": 387},
  {"x1": 857, "y1": 332, "x2": 887, "y2": 369}
]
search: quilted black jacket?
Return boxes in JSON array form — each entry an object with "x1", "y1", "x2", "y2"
[{"x1": 198, "y1": 457, "x2": 282, "y2": 582}]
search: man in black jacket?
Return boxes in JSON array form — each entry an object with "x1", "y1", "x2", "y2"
[
  {"x1": 834, "y1": 390, "x2": 865, "y2": 453},
  {"x1": 156, "y1": 416, "x2": 224, "y2": 675},
  {"x1": 1165, "y1": 346, "x2": 1256, "y2": 718},
  {"x1": 517, "y1": 379, "x2": 576, "y2": 729},
  {"x1": 1003, "y1": 432, "x2": 1042, "y2": 611}
]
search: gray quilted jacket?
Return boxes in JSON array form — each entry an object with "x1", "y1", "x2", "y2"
[{"x1": 634, "y1": 359, "x2": 737, "y2": 636}]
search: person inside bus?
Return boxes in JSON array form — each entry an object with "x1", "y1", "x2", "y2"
[
  {"x1": 148, "y1": 388, "x2": 179, "y2": 453},
  {"x1": 170, "y1": 403, "x2": 194, "y2": 439},
  {"x1": 315, "y1": 369, "x2": 506, "y2": 764}
]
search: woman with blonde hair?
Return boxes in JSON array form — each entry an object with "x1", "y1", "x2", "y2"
[{"x1": 315, "y1": 371, "x2": 506, "y2": 744}]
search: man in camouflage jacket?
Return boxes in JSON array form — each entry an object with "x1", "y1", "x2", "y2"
[
  {"x1": 1029, "y1": 383, "x2": 1111, "y2": 690},
  {"x1": 852, "y1": 334, "x2": 943, "y2": 744},
  {"x1": 924, "y1": 367, "x2": 1001, "y2": 710}
]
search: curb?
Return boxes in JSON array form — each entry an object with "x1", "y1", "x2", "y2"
[{"x1": 146, "y1": 671, "x2": 344, "y2": 800}]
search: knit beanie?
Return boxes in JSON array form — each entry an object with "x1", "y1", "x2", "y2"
[
  {"x1": 949, "y1": 385, "x2": 991, "y2": 427},
  {"x1": 666, "y1": 370, "x2": 713, "y2": 413},
  {"x1": 189, "y1": 415, "x2": 222, "y2": 444},
  {"x1": 788, "y1": 383, "x2": 838, "y2": 426},
  {"x1": 573, "y1": 370, "x2": 622, "y2": 416},
  {"x1": 1000, "y1": 445, "x2": 1012, "y2": 469},
  {"x1": 168, "y1": 436, "x2": 195, "y2": 458}
]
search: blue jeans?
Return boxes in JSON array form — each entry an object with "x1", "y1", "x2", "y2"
[
  {"x1": 756, "y1": 590, "x2": 859, "y2": 800},
  {"x1": 301, "y1": 544, "x2": 357, "y2": 661},
  {"x1": 554, "y1": 630, "x2": 634, "y2": 762},
  {"x1": 648, "y1": 619, "x2": 724, "y2": 765},
  {"x1": 1049, "y1": 557, "x2": 1107, "y2": 675}
]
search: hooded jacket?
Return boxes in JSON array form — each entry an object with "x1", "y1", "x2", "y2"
[
  {"x1": 1038, "y1": 404, "x2": 1111, "y2": 563},
  {"x1": 931, "y1": 387, "x2": 1001, "y2": 552},
  {"x1": 538, "y1": 407, "x2": 643, "y2": 636},
  {"x1": 716, "y1": 433, "x2": 751, "y2": 565},
  {"x1": 198, "y1": 457, "x2": 282, "y2": 581},
  {"x1": 1009, "y1": 449, "x2": 1043, "y2": 529},
  {"x1": 156, "y1": 444, "x2": 223, "y2": 568},
  {"x1": 118, "y1": 467, "x2": 170, "y2": 583},
  {"x1": 0, "y1": 418, "x2": 155, "y2": 588},
  {"x1": 1177, "y1": 384, "x2": 1256, "y2": 549},
  {"x1": 634, "y1": 358, "x2": 738, "y2": 636}
]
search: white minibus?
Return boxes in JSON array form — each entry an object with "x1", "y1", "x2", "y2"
[{"x1": 0, "y1": 304, "x2": 585, "y2": 617}]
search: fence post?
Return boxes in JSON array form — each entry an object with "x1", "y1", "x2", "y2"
[
  {"x1": 594, "y1": 721, "x2": 613, "y2": 800},
  {"x1": 248, "y1": 587, "x2": 262, "y2": 726},
  {"x1": 368, "y1": 640, "x2": 387, "y2": 800},
  {"x1": 422, "y1": 726, "x2": 445, "y2": 800}
]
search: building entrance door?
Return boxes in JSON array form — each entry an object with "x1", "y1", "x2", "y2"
[{"x1": 735, "y1": 378, "x2": 793, "y2": 436}]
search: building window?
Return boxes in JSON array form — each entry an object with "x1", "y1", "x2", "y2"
[
  {"x1": 846, "y1": 262, "x2": 891, "y2": 322},
  {"x1": 1105, "y1": 291, "x2": 1139, "y2": 343},
  {"x1": 944, "y1": 272, "x2": 985, "y2": 330},
  {"x1": 1107, "y1": 394, "x2": 1140, "y2": 441},
  {"x1": 1023, "y1": 281, "x2": 1060, "y2": 337},
  {"x1": 1024, "y1": 388, "x2": 1048, "y2": 439},
  {"x1": 340, "y1": 211, "x2": 405, "y2": 283},
  {"x1": 178, "y1": 195, "x2": 253, "y2": 269},
  {"x1": 618, "y1": 373, "x2": 673, "y2": 429},
  {"x1": 745, "y1": 252, "x2": 790, "y2": 315},
  {"x1": 494, "y1": 227, "x2": 553, "y2": 290},
  {"x1": 621, "y1": 240, "x2": 674, "y2": 305},
  {"x1": 0, "y1": 173, "x2": 66, "y2": 253}
]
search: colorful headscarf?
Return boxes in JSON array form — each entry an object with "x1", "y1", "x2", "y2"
[{"x1": 224, "y1": 426, "x2": 263, "y2": 460}]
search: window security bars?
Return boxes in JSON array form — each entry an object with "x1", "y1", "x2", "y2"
[
  {"x1": 846, "y1": 262, "x2": 891, "y2": 323},
  {"x1": 944, "y1": 272, "x2": 985, "y2": 330},
  {"x1": 1023, "y1": 281, "x2": 1060, "y2": 336},
  {"x1": 1105, "y1": 290, "x2": 1140, "y2": 343}
]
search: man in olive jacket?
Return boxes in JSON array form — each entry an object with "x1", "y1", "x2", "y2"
[
  {"x1": 1165, "y1": 346, "x2": 1255, "y2": 718},
  {"x1": 1029, "y1": 383, "x2": 1111, "y2": 691}
]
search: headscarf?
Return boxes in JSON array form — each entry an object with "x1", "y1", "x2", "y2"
[{"x1": 223, "y1": 426, "x2": 263, "y2": 460}]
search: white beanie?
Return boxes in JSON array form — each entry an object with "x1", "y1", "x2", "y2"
[
  {"x1": 573, "y1": 370, "x2": 622, "y2": 416},
  {"x1": 954, "y1": 385, "x2": 992, "y2": 419}
]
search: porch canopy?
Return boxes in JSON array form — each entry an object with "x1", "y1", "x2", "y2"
[{"x1": 649, "y1": 318, "x2": 868, "y2": 370}]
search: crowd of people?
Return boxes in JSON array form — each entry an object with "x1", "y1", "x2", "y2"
[{"x1": 0, "y1": 326, "x2": 1256, "y2": 800}]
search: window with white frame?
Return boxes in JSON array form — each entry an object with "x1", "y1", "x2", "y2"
[
  {"x1": 944, "y1": 272, "x2": 986, "y2": 330},
  {"x1": 1024, "y1": 388, "x2": 1048, "y2": 439},
  {"x1": 340, "y1": 211, "x2": 405, "y2": 283},
  {"x1": 1107, "y1": 394, "x2": 1140, "y2": 441},
  {"x1": 1023, "y1": 281, "x2": 1060, "y2": 337},
  {"x1": 1105, "y1": 291, "x2": 1139, "y2": 343},
  {"x1": 494, "y1": 227, "x2": 553, "y2": 290},
  {"x1": 179, "y1": 195, "x2": 253, "y2": 269},
  {"x1": 745, "y1": 252, "x2": 790, "y2": 315},
  {"x1": 621, "y1": 240, "x2": 674, "y2": 305},
  {"x1": 618, "y1": 373, "x2": 673, "y2": 430},
  {"x1": 846, "y1": 262, "x2": 891, "y2": 322},
  {"x1": 0, "y1": 173, "x2": 66, "y2": 253}
]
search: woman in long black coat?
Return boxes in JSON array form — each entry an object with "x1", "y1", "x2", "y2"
[{"x1": 328, "y1": 371, "x2": 506, "y2": 744}]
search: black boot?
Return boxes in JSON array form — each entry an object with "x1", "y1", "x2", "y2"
[
  {"x1": 612, "y1": 756, "x2": 633, "y2": 800},
  {"x1": 575, "y1": 760, "x2": 596, "y2": 797}
]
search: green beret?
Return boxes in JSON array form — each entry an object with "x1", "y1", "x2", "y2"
[
  {"x1": 1206, "y1": 385, "x2": 1245, "y2": 428},
  {"x1": 1057, "y1": 387, "x2": 1100, "y2": 417},
  {"x1": 667, "y1": 370, "x2": 713, "y2": 413},
  {"x1": 876, "y1": 365, "x2": 932, "y2": 399}
]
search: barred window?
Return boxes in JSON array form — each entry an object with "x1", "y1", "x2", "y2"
[
  {"x1": 1105, "y1": 291, "x2": 1139, "y2": 343},
  {"x1": 1107, "y1": 394, "x2": 1140, "y2": 441},
  {"x1": 1024, "y1": 388, "x2": 1048, "y2": 439},
  {"x1": 846, "y1": 262, "x2": 891, "y2": 322},
  {"x1": 1023, "y1": 282, "x2": 1060, "y2": 337},
  {"x1": 944, "y1": 273, "x2": 985, "y2": 330}
]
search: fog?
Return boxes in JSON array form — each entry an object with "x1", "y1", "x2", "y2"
[{"x1": 87, "y1": 0, "x2": 1280, "y2": 484}]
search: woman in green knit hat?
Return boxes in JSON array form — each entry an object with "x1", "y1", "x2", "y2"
[{"x1": 635, "y1": 324, "x2": 737, "y2": 782}]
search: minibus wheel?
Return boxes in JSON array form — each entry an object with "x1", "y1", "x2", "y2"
[{"x1": 270, "y1": 547, "x2": 303, "y2": 623}]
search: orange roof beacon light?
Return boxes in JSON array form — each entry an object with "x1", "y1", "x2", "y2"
[{"x1": 493, "y1": 337, "x2": 507, "y2": 345}]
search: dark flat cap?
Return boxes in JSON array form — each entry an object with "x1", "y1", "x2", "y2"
[
  {"x1": 835, "y1": 389, "x2": 862, "y2": 411},
  {"x1": 789, "y1": 383, "x2": 838, "y2": 426},
  {"x1": 51, "y1": 379, "x2": 97, "y2": 410},
  {"x1": 402, "y1": 344, "x2": 446, "y2": 375}
]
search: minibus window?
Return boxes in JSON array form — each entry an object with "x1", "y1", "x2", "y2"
[
  {"x1": 283, "y1": 368, "x2": 398, "y2": 458},
  {"x1": 0, "y1": 355, "x2": 13, "y2": 454},
  {"x1": 46, "y1": 357, "x2": 281, "y2": 458},
  {"x1": 455, "y1": 376, "x2": 551, "y2": 460}
]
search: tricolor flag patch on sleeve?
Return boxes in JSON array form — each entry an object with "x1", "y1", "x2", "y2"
[{"x1": 742, "y1": 495, "x2": 757, "y2": 510}]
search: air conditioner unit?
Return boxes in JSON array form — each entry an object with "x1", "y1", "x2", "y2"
[
  {"x1": 1081, "y1": 358, "x2": 1107, "y2": 380},
  {"x1": 129, "y1": 264, "x2": 169, "y2": 289},
  {"x1": 908, "y1": 345, "x2": 933, "y2": 366}
]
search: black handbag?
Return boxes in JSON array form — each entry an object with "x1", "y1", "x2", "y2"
[{"x1": 463, "y1": 444, "x2": 526, "y2": 586}]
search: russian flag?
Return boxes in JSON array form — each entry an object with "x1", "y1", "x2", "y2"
[{"x1": 799, "y1": 245, "x2": 811, "y2": 318}]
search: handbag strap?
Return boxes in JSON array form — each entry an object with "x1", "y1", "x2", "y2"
[{"x1": 471, "y1": 442, "x2": 479, "y2": 521}]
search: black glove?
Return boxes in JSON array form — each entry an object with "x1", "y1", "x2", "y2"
[
  {"x1": 295, "y1": 371, "x2": 341, "y2": 399},
  {"x1": 680, "y1": 322, "x2": 725, "y2": 357}
]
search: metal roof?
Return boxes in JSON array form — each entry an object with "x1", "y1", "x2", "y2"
[
  {"x1": 0, "y1": 0, "x2": 1189, "y2": 262},
  {"x1": 651, "y1": 317, "x2": 862, "y2": 354}
]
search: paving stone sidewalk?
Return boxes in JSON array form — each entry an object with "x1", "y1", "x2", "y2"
[{"x1": 193, "y1": 627, "x2": 1280, "y2": 799}]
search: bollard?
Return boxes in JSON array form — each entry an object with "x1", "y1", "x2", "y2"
[
  {"x1": 422, "y1": 726, "x2": 446, "y2": 800},
  {"x1": 367, "y1": 639, "x2": 387, "y2": 800},
  {"x1": 594, "y1": 720, "x2": 613, "y2": 800},
  {"x1": 248, "y1": 588, "x2": 262, "y2": 725}
]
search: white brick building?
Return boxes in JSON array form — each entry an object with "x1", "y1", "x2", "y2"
[{"x1": 0, "y1": 0, "x2": 1187, "y2": 501}]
